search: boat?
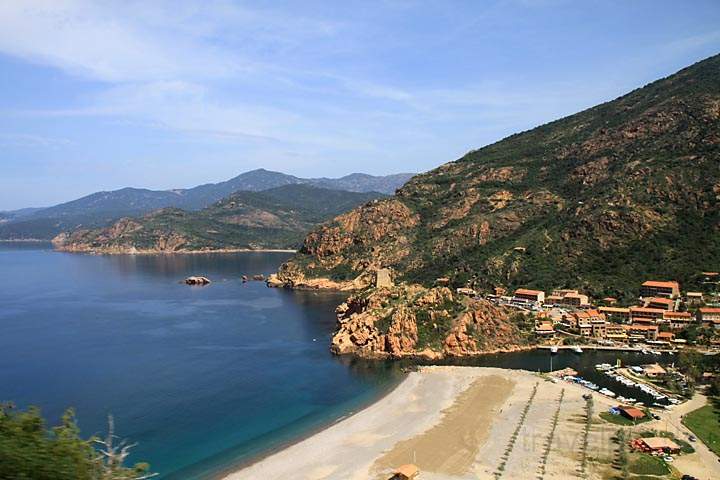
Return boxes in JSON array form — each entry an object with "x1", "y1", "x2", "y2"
[
  {"x1": 550, "y1": 346, "x2": 558, "y2": 354},
  {"x1": 641, "y1": 349, "x2": 650, "y2": 355},
  {"x1": 573, "y1": 346, "x2": 583, "y2": 354},
  {"x1": 599, "y1": 388, "x2": 616, "y2": 398}
]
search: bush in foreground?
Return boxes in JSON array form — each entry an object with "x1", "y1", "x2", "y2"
[{"x1": 0, "y1": 403, "x2": 154, "y2": 480}]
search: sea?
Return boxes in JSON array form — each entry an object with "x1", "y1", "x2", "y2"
[{"x1": 0, "y1": 242, "x2": 673, "y2": 478}]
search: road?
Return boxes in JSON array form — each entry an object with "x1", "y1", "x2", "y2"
[{"x1": 649, "y1": 393, "x2": 720, "y2": 480}]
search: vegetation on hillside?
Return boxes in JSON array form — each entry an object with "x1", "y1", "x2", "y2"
[
  {"x1": 0, "y1": 403, "x2": 153, "y2": 480},
  {"x1": 53, "y1": 185, "x2": 385, "y2": 253},
  {"x1": 0, "y1": 170, "x2": 411, "y2": 240},
  {"x1": 281, "y1": 54, "x2": 720, "y2": 299}
]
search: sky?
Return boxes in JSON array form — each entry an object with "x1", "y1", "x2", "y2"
[{"x1": 1, "y1": 1, "x2": 720, "y2": 210}]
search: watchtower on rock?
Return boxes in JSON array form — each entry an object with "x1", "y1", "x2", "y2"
[{"x1": 375, "y1": 268, "x2": 393, "y2": 288}]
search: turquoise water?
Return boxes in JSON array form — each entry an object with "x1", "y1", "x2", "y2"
[{"x1": 0, "y1": 243, "x2": 402, "y2": 478}]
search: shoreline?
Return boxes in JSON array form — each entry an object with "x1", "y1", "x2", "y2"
[
  {"x1": 207, "y1": 372, "x2": 407, "y2": 479},
  {"x1": 221, "y1": 366, "x2": 533, "y2": 480},
  {"x1": 0, "y1": 238, "x2": 51, "y2": 243},
  {"x1": 218, "y1": 361, "x2": 695, "y2": 480},
  {"x1": 52, "y1": 247, "x2": 298, "y2": 255}
]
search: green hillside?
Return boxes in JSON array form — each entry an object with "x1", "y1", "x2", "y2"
[
  {"x1": 53, "y1": 185, "x2": 385, "y2": 253},
  {"x1": 279, "y1": 54, "x2": 720, "y2": 299}
]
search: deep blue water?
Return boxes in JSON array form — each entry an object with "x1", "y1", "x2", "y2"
[
  {"x1": 0, "y1": 243, "x2": 673, "y2": 478},
  {"x1": 0, "y1": 243, "x2": 402, "y2": 478}
]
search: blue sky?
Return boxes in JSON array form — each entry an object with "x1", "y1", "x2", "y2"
[{"x1": 1, "y1": 1, "x2": 719, "y2": 210}]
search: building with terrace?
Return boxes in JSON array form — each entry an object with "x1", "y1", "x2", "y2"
[{"x1": 639, "y1": 280, "x2": 680, "y2": 299}]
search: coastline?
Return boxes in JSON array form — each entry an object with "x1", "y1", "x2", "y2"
[
  {"x1": 205, "y1": 371, "x2": 407, "y2": 480},
  {"x1": 221, "y1": 367, "x2": 539, "y2": 480},
  {"x1": 52, "y1": 247, "x2": 298, "y2": 255},
  {"x1": 220, "y1": 365, "x2": 658, "y2": 479},
  {"x1": 0, "y1": 238, "x2": 50, "y2": 243}
]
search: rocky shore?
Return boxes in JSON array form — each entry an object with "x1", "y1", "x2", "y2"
[
  {"x1": 52, "y1": 232, "x2": 296, "y2": 255},
  {"x1": 321, "y1": 284, "x2": 533, "y2": 359}
]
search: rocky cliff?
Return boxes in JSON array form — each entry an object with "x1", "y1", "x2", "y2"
[
  {"x1": 277, "y1": 54, "x2": 720, "y2": 300},
  {"x1": 330, "y1": 285, "x2": 533, "y2": 359}
]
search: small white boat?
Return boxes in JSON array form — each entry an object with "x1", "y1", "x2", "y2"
[
  {"x1": 573, "y1": 346, "x2": 583, "y2": 354},
  {"x1": 550, "y1": 346, "x2": 558, "y2": 354},
  {"x1": 641, "y1": 349, "x2": 650, "y2": 355},
  {"x1": 599, "y1": 388, "x2": 616, "y2": 398}
]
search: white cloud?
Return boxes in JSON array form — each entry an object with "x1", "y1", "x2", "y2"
[
  {"x1": 0, "y1": 133, "x2": 73, "y2": 149},
  {"x1": 0, "y1": 0, "x2": 339, "y2": 83}
]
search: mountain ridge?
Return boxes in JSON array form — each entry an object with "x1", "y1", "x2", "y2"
[
  {"x1": 276, "y1": 53, "x2": 720, "y2": 300},
  {"x1": 0, "y1": 169, "x2": 414, "y2": 240},
  {"x1": 53, "y1": 184, "x2": 387, "y2": 253}
]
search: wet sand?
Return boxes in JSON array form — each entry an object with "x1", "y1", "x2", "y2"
[
  {"x1": 224, "y1": 365, "x2": 715, "y2": 480},
  {"x1": 225, "y1": 367, "x2": 524, "y2": 480}
]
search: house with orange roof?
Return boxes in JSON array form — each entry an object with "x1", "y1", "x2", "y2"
[
  {"x1": 605, "y1": 324, "x2": 628, "y2": 341},
  {"x1": 663, "y1": 311, "x2": 694, "y2": 330},
  {"x1": 599, "y1": 306, "x2": 630, "y2": 322},
  {"x1": 624, "y1": 324, "x2": 659, "y2": 341},
  {"x1": 643, "y1": 297, "x2": 676, "y2": 311},
  {"x1": 535, "y1": 321, "x2": 555, "y2": 336},
  {"x1": 630, "y1": 306, "x2": 665, "y2": 323},
  {"x1": 698, "y1": 307, "x2": 720, "y2": 329},
  {"x1": 657, "y1": 331, "x2": 675, "y2": 343},
  {"x1": 639, "y1": 280, "x2": 680, "y2": 299},
  {"x1": 513, "y1": 288, "x2": 545, "y2": 304}
]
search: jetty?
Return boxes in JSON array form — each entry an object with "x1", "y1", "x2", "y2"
[{"x1": 537, "y1": 345, "x2": 677, "y2": 354}]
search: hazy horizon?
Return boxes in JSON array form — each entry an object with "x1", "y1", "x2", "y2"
[{"x1": 2, "y1": 1, "x2": 720, "y2": 210}]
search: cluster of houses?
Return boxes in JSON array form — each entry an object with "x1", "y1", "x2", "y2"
[{"x1": 490, "y1": 278, "x2": 720, "y2": 347}]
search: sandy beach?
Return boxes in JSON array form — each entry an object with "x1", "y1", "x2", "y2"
[{"x1": 224, "y1": 366, "x2": 627, "y2": 480}]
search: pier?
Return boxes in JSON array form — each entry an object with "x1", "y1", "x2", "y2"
[{"x1": 537, "y1": 345, "x2": 677, "y2": 353}]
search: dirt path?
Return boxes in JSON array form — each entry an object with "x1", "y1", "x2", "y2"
[{"x1": 651, "y1": 393, "x2": 720, "y2": 480}]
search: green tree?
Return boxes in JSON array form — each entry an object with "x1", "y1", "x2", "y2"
[{"x1": 0, "y1": 403, "x2": 155, "y2": 480}]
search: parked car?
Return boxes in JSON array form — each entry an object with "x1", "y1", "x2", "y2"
[{"x1": 688, "y1": 434, "x2": 696, "y2": 442}]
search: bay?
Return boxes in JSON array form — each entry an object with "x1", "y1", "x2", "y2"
[{"x1": 0, "y1": 243, "x2": 402, "y2": 478}]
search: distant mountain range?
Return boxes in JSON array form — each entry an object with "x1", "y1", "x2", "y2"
[
  {"x1": 0, "y1": 169, "x2": 414, "y2": 240},
  {"x1": 53, "y1": 185, "x2": 386, "y2": 253}
]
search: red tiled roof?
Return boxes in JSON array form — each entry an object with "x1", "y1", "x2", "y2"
[
  {"x1": 646, "y1": 297, "x2": 674, "y2": 305},
  {"x1": 625, "y1": 324, "x2": 659, "y2": 331},
  {"x1": 700, "y1": 307, "x2": 720, "y2": 314},
  {"x1": 663, "y1": 311, "x2": 692, "y2": 319},
  {"x1": 599, "y1": 307, "x2": 630, "y2": 313},
  {"x1": 515, "y1": 288, "x2": 544, "y2": 296},
  {"x1": 642, "y1": 280, "x2": 680, "y2": 289},
  {"x1": 619, "y1": 406, "x2": 645, "y2": 419},
  {"x1": 630, "y1": 307, "x2": 666, "y2": 314}
]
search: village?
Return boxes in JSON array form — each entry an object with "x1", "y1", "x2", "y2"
[{"x1": 479, "y1": 274, "x2": 720, "y2": 353}]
